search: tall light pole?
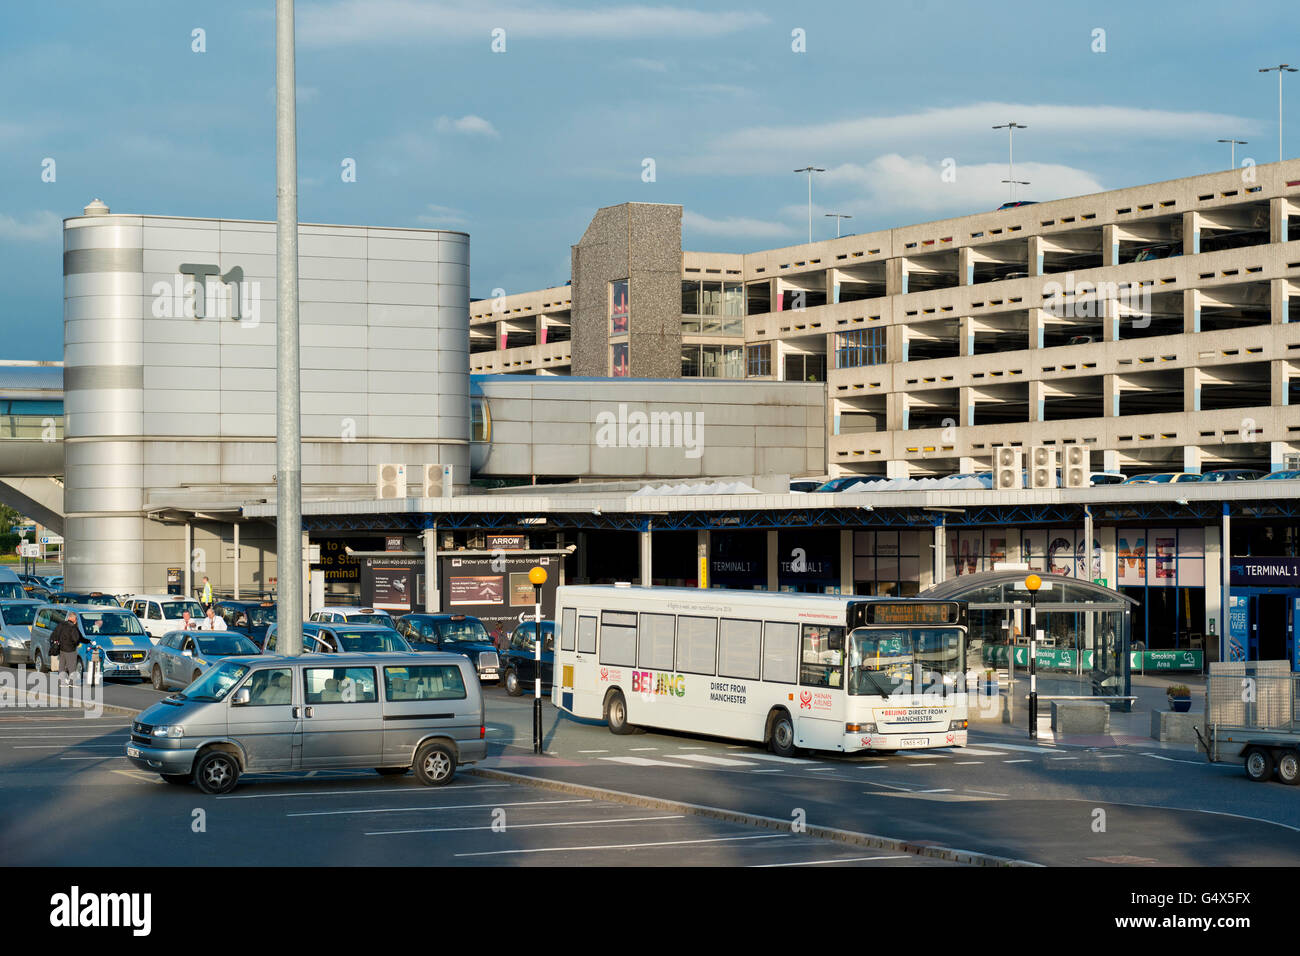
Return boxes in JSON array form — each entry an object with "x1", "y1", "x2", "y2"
[
  {"x1": 276, "y1": 0, "x2": 303, "y2": 656},
  {"x1": 794, "y1": 166, "x2": 825, "y2": 244},
  {"x1": 1025, "y1": 573, "x2": 1042, "y2": 739},
  {"x1": 1259, "y1": 65, "x2": 1297, "y2": 163},
  {"x1": 529, "y1": 565, "x2": 548, "y2": 754},
  {"x1": 992, "y1": 122, "x2": 1028, "y2": 202},
  {"x1": 824, "y1": 212, "x2": 852, "y2": 237},
  {"x1": 1217, "y1": 138, "x2": 1248, "y2": 169}
]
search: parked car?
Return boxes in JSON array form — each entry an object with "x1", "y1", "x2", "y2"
[
  {"x1": 22, "y1": 584, "x2": 52, "y2": 602},
  {"x1": 1263, "y1": 470, "x2": 1300, "y2": 481},
  {"x1": 816, "y1": 475, "x2": 887, "y2": 493},
  {"x1": 1200, "y1": 469, "x2": 1266, "y2": 482},
  {"x1": 997, "y1": 200, "x2": 1038, "y2": 209},
  {"x1": 1066, "y1": 335, "x2": 1098, "y2": 345},
  {"x1": 0, "y1": 568, "x2": 30, "y2": 601},
  {"x1": 49, "y1": 591, "x2": 121, "y2": 607},
  {"x1": 29, "y1": 604, "x2": 153, "y2": 681},
  {"x1": 42, "y1": 575, "x2": 63, "y2": 590},
  {"x1": 394, "y1": 613, "x2": 502, "y2": 683},
  {"x1": 262, "y1": 621, "x2": 411, "y2": 655},
  {"x1": 148, "y1": 630, "x2": 261, "y2": 691},
  {"x1": 0, "y1": 599, "x2": 42, "y2": 666},
  {"x1": 310, "y1": 606, "x2": 393, "y2": 625},
  {"x1": 1121, "y1": 472, "x2": 1202, "y2": 484},
  {"x1": 126, "y1": 651, "x2": 486, "y2": 793},
  {"x1": 789, "y1": 479, "x2": 824, "y2": 494},
  {"x1": 213, "y1": 600, "x2": 277, "y2": 644},
  {"x1": 121, "y1": 595, "x2": 207, "y2": 644},
  {"x1": 1089, "y1": 472, "x2": 1126, "y2": 485},
  {"x1": 500, "y1": 620, "x2": 555, "y2": 696}
]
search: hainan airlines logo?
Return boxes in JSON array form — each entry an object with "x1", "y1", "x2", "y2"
[
  {"x1": 860, "y1": 736, "x2": 872, "y2": 746},
  {"x1": 799, "y1": 691, "x2": 813, "y2": 710},
  {"x1": 946, "y1": 732, "x2": 955, "y2": 744},
  {"x1": 600, "y1": 667, "x2": 609, "y2": 682}
]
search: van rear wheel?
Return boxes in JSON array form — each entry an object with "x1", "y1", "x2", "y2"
[{"x1": 414, "y1": 742, "x2": 456, "y2": 786}]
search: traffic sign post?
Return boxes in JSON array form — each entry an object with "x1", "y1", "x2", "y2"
[
  {"x1": 1025, "y1": 574, "x2": 1042, "y2": 739},
  {"x1": 529, "y1": 565, "x2": 548, "y2": 754}
]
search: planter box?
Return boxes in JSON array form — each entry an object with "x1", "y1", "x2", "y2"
[
  {"x1": 1150, "y1": 709, "x2": 1201, "y2": 745},
  {"x1": 1168, "y1": 696, "x2": 1192, "y2": 713}
]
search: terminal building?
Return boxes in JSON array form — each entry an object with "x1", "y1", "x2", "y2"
[{"x1": 6, "y1": 162, "x2": 1300, "y2": 672}]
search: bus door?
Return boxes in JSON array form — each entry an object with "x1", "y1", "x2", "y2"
[{"x1": 794, "y1": 624, "x2": 846, "y2": 750}]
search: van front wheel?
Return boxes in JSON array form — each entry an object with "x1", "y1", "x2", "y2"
[
  {"x1": 414, "y1": 742, "x2": 456, "y2": 786},
  {"x1": 194, "y1": 750, "x2": 240, "y2": 794}
]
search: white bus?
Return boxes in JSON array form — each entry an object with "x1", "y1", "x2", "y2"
[{"x1": 552, "y1": 585, "x2": 969, "y2": 756}]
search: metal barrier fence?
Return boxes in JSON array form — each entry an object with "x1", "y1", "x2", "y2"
[{"x1": 1207, "y1": 661, "x2": 1298, "y2": 732}]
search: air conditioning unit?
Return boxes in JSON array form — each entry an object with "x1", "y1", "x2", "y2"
[
  {"x1": 376, "y1": 463, "x2": 407, "y2": 499},
  {"x1": 1063, "y1": 445, "x2": 1090, "y2": 488},
  {"x1": 1029, "y1": 446, "x2": 1058, "y2": 489},
  {"x1": 422, "y1": 463, "x2": 455, "y2": 498},
  {"x1": 994, "y1": 447, "x2": 1023, "y2": 490}
]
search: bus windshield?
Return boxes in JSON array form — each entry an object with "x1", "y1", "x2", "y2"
[{"x1": 847, "y1": 628, "x2": 964, "y2": 697}]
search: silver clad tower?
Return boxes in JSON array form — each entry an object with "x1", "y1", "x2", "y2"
[{"x1": 62, "y1": 204, "x2": 470, "y2": 594}]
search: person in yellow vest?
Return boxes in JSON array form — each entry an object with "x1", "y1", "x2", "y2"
[{"x1": 201, "y1": 576, "x2": 213, "y2": 609}]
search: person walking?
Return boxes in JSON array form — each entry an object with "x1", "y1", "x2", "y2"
[
  {"x1": 201, "y1": 576, "x2": 213, "y2": 610},
  {"x1": 51, "y1": 612, "x2": 89, "y2": 686}
]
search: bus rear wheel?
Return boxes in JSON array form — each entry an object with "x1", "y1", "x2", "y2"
[
  {"x1": 606, "y1": 690, "x2": 635, "y2": 735},
  {"x1": 769, "y1": 710, "x2": 796, "y2": 758}
]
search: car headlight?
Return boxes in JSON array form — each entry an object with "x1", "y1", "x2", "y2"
[
  {"x1": 4, "y1": 637, "x2": 22, "y2": 647},
  {"x1": 152, "y1": 725, "x2": 185, "y2": 738}
]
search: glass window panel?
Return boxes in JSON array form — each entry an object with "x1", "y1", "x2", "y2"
[
  {"x1": 638, "y1": 613, "x2": 675, "y2": 670},
  {"x1": 675, "y1": 616, "x2": 717, "y2": 675},
  {"x1": 304, "y1": 667, "x2": 378, "y2": 704},
  {"x1": 762, "y1": 622, "x2": 798, "y2": 684},
  {"x1": 383, "y1": 664, "x2": 467, "y2": 701},
  {"x1": 718, "y1": 619, "x2": 762, "y2": 680}
]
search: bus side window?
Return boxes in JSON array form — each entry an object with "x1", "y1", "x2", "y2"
[
  {"x1": 799, "y1": 624, "x2": 844, "y2": 688},
  {"x1": 577, "y1": 615, "x2": 597, "y2": 655},
  {"x1": 561, "y1": 607, "x2": 576, "y2": 652}
]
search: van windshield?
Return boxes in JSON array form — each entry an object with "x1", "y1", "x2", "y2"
[
  {"x1": 0, "y1": 583, "x2": 25, "y2": 600},
  {"x1": 80, "y1": 612, "x2": 146, "y2": 637},
  {"x1": 181, "y1": 661, "x2": 250, "y2": 701},
  {"x1": 1, "y1": 604, "x2": 38, "y2": 625}
]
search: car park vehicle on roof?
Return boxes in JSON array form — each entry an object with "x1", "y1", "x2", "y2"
[
  {"x1": 1089, "y1": 472, "x2": 1126, "y2": 485},
  {"x1": 394, "y1": 613, "x2": 502, "y2": 683},
  {"x1": 148, "y1": 630, "x2": 261, "y2": 691},
  {"x1": 213, "y1": 600, "x2": 277, "y2": 643},
  {"x1": 1200, "y1": 469, "x2": 1266, "y2": 482},
  {"x1": 310, "y1": 606, "x2": 392, "y2": 625},
  {"x1": 125, "y1": 651, "x2": 486, "y2": 793},
  {"x1": 500, "y1": 620, "x2": 555, "y2": 696},
  {"x1": 816, "y1": 475, "x2": 887, "y2": 493},
  {"x1": 262, "y1": 621, "x2": 412, "y2": 655},
  {"x1": 1121, "y1": 472, "x2": 1202, "y2": 484},
  {"x1": 122, "y1": 595, "x2": 207, "y2": 643},
  {"x1": 997, "y1": 200, "x2": 1037, "y2": 209},
  {"x1": 788, "y1": 479, "x2": 824, "y2": 493},
  {"x1": 29, "y1": 604, "x2": 154, "y2": 680},
  {"x1": 1263, "y1": 470, "x2": 1300, "y2": 480},
  {"x1": 0, "y1": 599, "x2": 42, "y2": 666}
]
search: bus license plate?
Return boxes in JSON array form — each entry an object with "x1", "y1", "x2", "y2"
[
  {"x1": 901, "y1": 737, "x2": 929, "y2": 747},
  {"x1": 126, "y1": 747, "x2": 141, "y2": 758}
]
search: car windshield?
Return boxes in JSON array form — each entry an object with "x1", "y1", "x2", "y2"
[
  {"x1": 195, "y1": 635, "x2": 259, "y2": 656},
  {"x1": 0, "y1": 583, "x2": 26, "y2": 600},
  {"x1": 180, "y1": 661, "x2": 249, "y2": 701},
  {"x1": 438, "y1": 619, "x2": 490, "y2": 643},
  {"x1": 162, "y1": 601, "x2": 205, "y2": 619},
  {"x1": 341, "y1": 613, "x2": 390, "y2": 625},
  {"x1": 79, "y1": 612, "x2": 146, "y2": 637},
  {"x1": 1, "y1": 604, "x2": 38, "y2": 625},
  {"x1": 241, "y1": 605, "x2": 276, "y2": 626},
  {"x1": 847, "y1": 628, "x2": 965, "y2": 697},
  {"x1": 333, "y1": 630, "x2": 408, "y2": 653}
]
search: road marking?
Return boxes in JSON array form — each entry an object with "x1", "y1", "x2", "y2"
[
  {"x1": 949, "y1": 747, "x2": 1008, "y2": 756},
  {"x1": 1003, "y1": 759, "x2": 1031, "y2": 764},
  {"x1": 287, "y1": 798, "x2": 591, "y2": 818},
  {"x1": 628, "y1": 747, "x2": 659, "y2": 751},
  {"x1": 664, "y1": 753, "x2": 759, "y2": 767},
  {"x1": 914, "y1": 788, "x2": 953, "y2": 794},
  {"x1": 599, "y1": 756, "x2": 696, "y2": 768},
  {"x1": 677, "y1": 746, "x2": 707, "y2": 750},
  {"x1": 1140, "y1": 752, "x2": 1211, "y2": 766},
  {"x1": 748, "y1": 769, "x2": 785, "y2": 773},
  {"x1": 971, "y1": 741, "x2": 1060, "y2": 754},
  {"x1": 752, "y1": 855, "x2": 911, "y2": 867},
  {"x1": 953, "y1": 761, "x2": 983, "y2": 765},
  {"x1": 61, "y1": 756, "x2": 125, "y2": 760},
  {"x1": 1048, "y1": 757, "x2": 1079, "y2": 761},
  {"x1": 577, "y1": 750, "x2": 609, "y2": 754},
  {"x1": 857, "y1": 764, "x2": 889, "y2": 770},
  {"x1": 743, "y1": 753, "x2": 818, "y2": 765},
  {"x1": 455, "y1": 833, "x2": 788, "y2": 857},
  {"x1": 216, "y1": 784, "x2": 510, "y2": 800},
  {"x1": 902, "y1": 752, "x2": 949, "y2": 759},
  {"x1": 965, "y1": 789, "x2": 1010, "y2": 797},
  {"x1": 366, "y1": 814, "x2": 684, "y2": 836},
  {"x1": 900, "y1": 762, "x2": 937, "y2": 767},
  {"x1": 1096, "y1": 754, "x2": 1127, "y2": 759}
]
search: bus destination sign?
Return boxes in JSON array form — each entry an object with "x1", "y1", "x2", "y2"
[{"x1": 861, "y1": 602, "x2": 960, "y2": 626}]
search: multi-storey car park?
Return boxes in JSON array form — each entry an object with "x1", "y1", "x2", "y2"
[
  {"x1": 10, "y1": 165, "x2": 1300, "y2": 682},
  {"x1": 471, "y1": 160, "x2": 1300, "y2": 478}
]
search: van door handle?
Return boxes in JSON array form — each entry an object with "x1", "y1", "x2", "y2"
[
  {"x1": 305, "y1": 706, "x2": 314, "y2": 718},
  {"x1": 292, "y1": 706, "x2": 301, "y2": 718}
]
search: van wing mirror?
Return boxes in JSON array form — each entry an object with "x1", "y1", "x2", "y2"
[{"x1": 232, "y1": 687, "x2": 251, "y2": 706}]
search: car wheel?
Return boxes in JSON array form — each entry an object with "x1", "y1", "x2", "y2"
[
  {"x1": 160, "y1": 773, "x2": 192, "y2": 785},
  {"x1": 769, "y1": 710, "x2": 796, "y2": 758},
  {"x1": 194, "y1": 750, "x2": 240, "y2": 795},
  {"x1": 606, "y1": 690, "x2": 635, "y2": 735},
  {"x1": 34, "y1": 650, "x2": 46, "y2": 674},
  {"x1": 152, "y1": 665, "x2": 165, "y2": 691},
  {"x1": 191, "y1": 670, "x2": 202, "y2": 684},
  {"x1": 504, "y1": 668, "x2": 522, "y2": 697},
  {"x1": 1277, "y1": 750, "x2": 1300, "y2": 785},
  {"x1": 1244, "y1": 746, "x2": 1274, "y2": 783},
  {"x1": 413, "y1": 741, "x2": 456, "y2": 786},
  {"x1": 375, "y1": 767, "x2": 409, "y2": 776}
]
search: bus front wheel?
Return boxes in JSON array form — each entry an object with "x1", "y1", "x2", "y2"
[
  {"x1": 606, "y1": 690, "x2": 635, "y2": 735},
  {"x1": 769, "y1": 710, "x2": 796, "y2": 758}
]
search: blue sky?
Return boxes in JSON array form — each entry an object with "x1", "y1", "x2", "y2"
[{"x1": 0, "y1": 0, "x2": 1295, "y2": 357}]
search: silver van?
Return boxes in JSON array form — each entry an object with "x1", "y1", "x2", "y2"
[{"x1": 125, "y1": 651, "x2": 486, "y2": 794}]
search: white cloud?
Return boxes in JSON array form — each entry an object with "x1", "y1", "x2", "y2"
[
  {"x1": 683, "y1": 210, "x2": 797, "y2": 241},
  {"x1": 299, "y1": 0, "x2": 769, "y2": 45},
  {"x1": 436, "y1": 115, "x2": 500, "y2": 138},
  {"x1": 416, "y1": 203, "x2": 469, "y2": 226},
  {"x1": 0, "y1": 211, "x2": 61, "y2": 242}
]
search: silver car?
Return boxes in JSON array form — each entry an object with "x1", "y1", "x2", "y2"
[
  {"x1": 0, "y1": 599, "x2": 42, "y2": 666},
  {"x1": 147, "y1": 630, "x2": 261, "y2": 691},
  {"x1": 125, "y1": 651, "x2": 486, "y2": 793}
]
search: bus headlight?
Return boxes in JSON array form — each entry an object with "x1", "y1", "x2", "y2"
[
  {"x1": 846, "y1": 722, "x2": 877, "y2": 734},
  {"x1": 948, "y1": 719, "x2": 968, "y2": 731}
]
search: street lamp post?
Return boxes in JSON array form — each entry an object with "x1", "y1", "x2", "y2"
[
  {"x1": 1217, "y1": 138, "x2": 1248, "y2": 169},
  {"x1": 1025, "y1": 573, "x2": 1042, "y2": 738},
  {"x1": 275, "y1": 0, "x2": 303, "y2": 656},
  {"x1": 992, "y1": 123, "x2": 1028, "y2": 202},
  {"x1": 529, "y1": 565, "x2": 548, "y2": 754},
  {"x1": 1259, "y1": 65, "x2": 1297, "y2": 163},
  {"x1": 824, "y1": 212, "x2": 852, "y2": 238},
  {"x1": 794, "y1": 166, "x2": 825, "y2": 244}
]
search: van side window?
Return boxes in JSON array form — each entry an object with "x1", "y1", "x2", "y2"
[
  {"x1": 383, "y1": 665, "x2": 467, "y2": 701},
  {"x1": 244, "y1": 668, "x2": 293, "y2": 706},
  {"x1": 304, "y1": 666, "x2": 377, "y2": 704}
]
